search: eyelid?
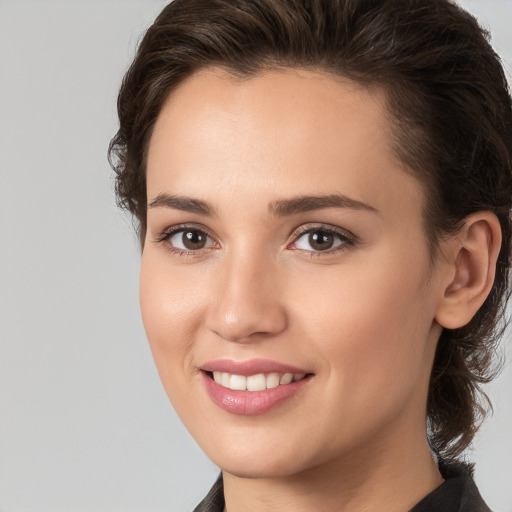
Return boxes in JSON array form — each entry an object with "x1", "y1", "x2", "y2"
[
  {"x1": 153, "y1": 223, "x2": 212, "y2": 241},
  {"x1": 152, "y1": 223, "x2": 219, "y2": 254},
  {"x1": 287, "y1": 223, "x2": 356, "y2": 253}
]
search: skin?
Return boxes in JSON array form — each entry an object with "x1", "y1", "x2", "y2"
[{"x1": 140, "y1": 67, "x2": 497, "y2": 511}]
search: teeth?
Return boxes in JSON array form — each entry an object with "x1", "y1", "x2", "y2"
[
  {"x1": 247, "y1": 374, "x2": 267, "y2": 391},
  {"x1": 280, "y1": 373, "x2": 293, "y2": 385},
  {"x1": 212, "y1": 371, "x2": 307, "y2": 391},
  {"x1": 221, "y1": 372, "x2": 230, "y2": 388},
  {"x1": 266, "y1": 373, "x2": 280, "y2": 389},
  {"x1": 230, "y1": 374, "x2": 247, "y2": 391}
]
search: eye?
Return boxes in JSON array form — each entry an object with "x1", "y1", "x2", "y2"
[
  {"x1": 291, "y1": 226, "x2": 354, "y2": 253},
  {"x1": 171, "y1": 229, "x2": 212, "y2": 250},
  {"x1": 156, "y1": 226, "x2": 216, "y2": 253}
]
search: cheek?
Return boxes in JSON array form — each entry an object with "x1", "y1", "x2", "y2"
[
  {"x1": 139, "y1": 253, "x2": 206, "y2": 378},
  {"x1": 288, "y1": 249, "x2": 436, "y2": 410}
]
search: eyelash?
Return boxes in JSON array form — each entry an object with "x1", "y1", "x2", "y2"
[
  {"x1": 289, "y1": 224, "x2": 356, "y2": 257},
  {"x1": 153, "y1": 224, "x2": 217, "y2": 257},
  {"x1": 153, "y1": 223, "x2": 356, "y2": 258}
]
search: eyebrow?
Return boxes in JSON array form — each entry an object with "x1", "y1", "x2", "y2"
[
  {"x1": 147, "y1": 193, "x2": 217, "y2": 216},
  {"x1": 268, "y1": 194, "x2": 379, "y2": 216},
  {"x1": 147, "y1": 192, "x2": 378, "y2": 217}
]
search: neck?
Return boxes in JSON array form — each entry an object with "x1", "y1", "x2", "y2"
[{"x1": 222, "y1": 424, "x2": 444, "y2": 512}]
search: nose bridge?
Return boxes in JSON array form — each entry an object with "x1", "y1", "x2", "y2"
[{"x1": 207, "y1": 245, "x2": 287, "y2": 342}]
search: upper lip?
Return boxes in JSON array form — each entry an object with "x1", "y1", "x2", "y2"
[{"x1": 201, "y1": 358, "x2": 311, "y2": 376}]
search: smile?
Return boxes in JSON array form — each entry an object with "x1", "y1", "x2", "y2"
[
  {"x1": 212, "y1": 371, "x2": 307, "y2": 391},
  {"x1": 200, "y1": 359, "x2": 313, "y2": 415}
]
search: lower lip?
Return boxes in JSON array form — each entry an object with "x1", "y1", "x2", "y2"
[{"x1": 201, "y1": 372, "x2": 311, "y2": 415}]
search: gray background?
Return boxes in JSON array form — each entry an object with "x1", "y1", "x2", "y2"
[{"x1": 0, "y1": 1, "x2": 510, "y2": 511}]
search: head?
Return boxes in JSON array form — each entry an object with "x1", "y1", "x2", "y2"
[{"x1": 109, "y1": 0, "x2": 512, "y2": 463}]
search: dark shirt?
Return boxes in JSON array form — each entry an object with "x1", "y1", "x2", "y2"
[{"x1": 193, "y1": 461, "x2": 491, "y2": 512}]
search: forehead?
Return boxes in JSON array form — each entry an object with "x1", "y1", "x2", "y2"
[
  {"x1": 149, "y1": 67, "x2": 389, "y2": 174},
  {"x1": 147, "y1": 67, "x2": 424, "y2": 223}
]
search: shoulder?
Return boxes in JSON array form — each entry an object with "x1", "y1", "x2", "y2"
[
  {"x1": 411, "y1": 460, "x2": 492, "y2": 512},
  {"x1": 193, "y1": 462, "x2": 492, "y2": 512},
  {"x1": 193, "y1": 474, "x2": 224, "y2": 512}
]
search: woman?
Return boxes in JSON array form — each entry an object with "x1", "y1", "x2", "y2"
[{"x1": 109, "y1": 0, "x2": 512, "y2": 510}]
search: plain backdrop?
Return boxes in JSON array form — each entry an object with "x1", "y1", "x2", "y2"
[{"x1": 0, "y1": 1, "x2": 511, "y2": 511}]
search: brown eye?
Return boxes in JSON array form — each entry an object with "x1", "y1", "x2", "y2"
[
  {"x1": 308, "y1": 230, "x2": 334, "y2": 251},
  {"x1": 293, "y1": 226, "x2": 351, "y2": 253},
  {"x1": 182, "y1": 230, "x2": 207, "y2": 250},
  {"x1": 168, "y1": 228, "x2": 213, "y2": 251}
]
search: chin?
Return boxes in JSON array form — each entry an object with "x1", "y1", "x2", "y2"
[
  {"x1": 215, "y1": 456, "x2": 305, "y2": 480},
  {"x1": 198, "y1": 434, "x2": 322, "y2": 480}
]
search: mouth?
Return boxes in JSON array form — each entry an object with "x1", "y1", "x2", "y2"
[
  {"x1": 204, "y1": 370, "x2": 308, "y2": 391},
  {"x1": 199, "y1": 359, "x2": 313, "y2": 415}
]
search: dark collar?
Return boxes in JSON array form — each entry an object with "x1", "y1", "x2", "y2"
[
  {"x1": 194, "y1": 461, "x2": 491, "y2": 512},
  {"x1": 411, "y1": 460, "x2": 491, "y2": 512},
  {"x1": 193, "y1": 474, "x2": 224, "y2": 512}
]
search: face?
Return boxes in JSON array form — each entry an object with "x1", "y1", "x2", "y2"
[{"x1": 140, "y1": 68, "x2": 445, "y2": 479}]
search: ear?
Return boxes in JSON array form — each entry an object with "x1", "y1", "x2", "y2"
[{"x1": 435, "y1": 212, "x2": 502, "y2": 330}]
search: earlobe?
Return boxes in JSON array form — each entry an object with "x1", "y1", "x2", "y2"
[{"x1": 435, "y1": 212, "x2": 502, "y2": 330}]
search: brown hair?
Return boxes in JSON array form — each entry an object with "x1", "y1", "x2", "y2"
[{"x1": 109, "y1": 0, "x2": 512, "y2": 459}]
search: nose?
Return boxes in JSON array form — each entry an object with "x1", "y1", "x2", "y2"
[{"x1": 206, "y1": 251, "x2": 288, "y2": 343}]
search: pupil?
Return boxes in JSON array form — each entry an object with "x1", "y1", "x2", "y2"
[
  {"x1": 183, "y1": 230, "x2": 206, "y2": 250},
  {"x1": 309, "y1": 231, "x2": 334, "y2": 250}
]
